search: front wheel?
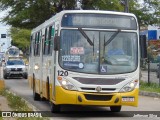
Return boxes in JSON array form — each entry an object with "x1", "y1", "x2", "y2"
[
  {"x1": 33, "y1": 90, "x2": 40, "y2": 101},
  {"x1": 110, "y1": 106, "x2": 121, "y2": 112},
  {"x1": 24, "y1": 75, "x2": 28, "y2": 79},
  {"x1": 3, "y1": 74, "x2": 7, "y2": 79},
  {"x1": 51, "y1": 103, "x2": 61, "y2": 113}
]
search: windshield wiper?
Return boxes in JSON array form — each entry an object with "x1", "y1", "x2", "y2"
[
  {"x1": 78, "y1": 28, "x2": 94, "y2": 46},
  {"x1": 104, "y1": 29, "x2": 121, "y2": 46},
  {"x1": 93, "y1": 35, "x2": 95, "y2": 56}
]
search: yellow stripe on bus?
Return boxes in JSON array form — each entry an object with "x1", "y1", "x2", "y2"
[{"x1": 55, "y1": 86, "x2": 138, "y2": 107}]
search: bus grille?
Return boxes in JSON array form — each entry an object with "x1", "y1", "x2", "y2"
[
  {"x1": 73, "y1": 77, "x2": 124, "y2": 85},
  {"x1": 84, "y1": 94, "x2": 113, "y2": 101},
  {"x1": 81, "y1": 87, "x2": 116, "y2": 91}
]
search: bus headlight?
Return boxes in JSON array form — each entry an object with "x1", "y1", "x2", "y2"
[
  {"x1": 58, "y1": 77, "x2": 77, "y2": 90},
  {"x1": 120, "y1": 80, "x2": 138, "y2": 92}
]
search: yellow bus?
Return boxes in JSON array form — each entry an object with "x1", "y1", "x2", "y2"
[{"x1": 28, "y1": 10, "x2": 146, "y2": 113}]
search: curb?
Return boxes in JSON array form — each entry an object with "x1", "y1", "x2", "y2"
[
  {"x1": 6, "y1": 90, "x2": 40, "y2": 111},
  {"x1": 21, "y1": 97, "x2": 40, "y2": 111},
  {"x1": 0, "y1": 80, "x2": 5, "y2": 89},
  {"x1": 139, "y1": 91, "x2": 160, "y2": 98}
]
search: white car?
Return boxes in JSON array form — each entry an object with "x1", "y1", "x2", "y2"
[{"x1": 3, "y1": 59, "x2": 28, "y2": 79}]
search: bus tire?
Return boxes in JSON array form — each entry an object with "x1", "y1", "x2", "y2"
[
  {"x1": 51, "y1": 103, "x2": 61, "y2": 113},
  {"x1": 33, "y1": 75, "x2": 40, "y2": 101},
  {"x1": 24, "y1": 75, "x2": 28, "y2": 79},
  {"x1": 110, "y1": 106, "x2": 121, "y2": 112}
]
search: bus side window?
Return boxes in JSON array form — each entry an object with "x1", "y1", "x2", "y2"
[
  {"x1": 33, "y1": 34, "x2": 37, "y2": 56},
  {"x1": 43, "y1": 28, "x2": 48, "y2": 55},
  {"x1": 48, "y1": 26, "x2": 52, "y2": 55},
  {"x1": 29, "y1": 35, "x2": 32, "y2": 56},
  {"x1": 36, "y1": 32, "x2": 40, "y2": 56}
]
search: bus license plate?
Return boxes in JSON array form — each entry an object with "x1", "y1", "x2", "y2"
[{"x1": 122, "y1": 97, "x2": 134, "y2": 102}]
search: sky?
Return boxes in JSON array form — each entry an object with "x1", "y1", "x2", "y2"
[
  {"x1": 0, "y1": 10, "x2": 11, "y2": 52},
  {"x1": 0, "y1": 10, "x2": 10, "y2": 27}
]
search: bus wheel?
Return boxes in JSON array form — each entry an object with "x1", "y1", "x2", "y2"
[
  {"x1": 47, "y1": 78, "x2": 50, "y2": 101},
  {"x1": 33, "y1": 76, "x2": 40, "y2": 101},
  {"x1": 24, "y1": 75, "x2": 28, "y2": 79},
  {"x1": 51, "y1": 103, "x2": 61, "y2": 113},
  {"x1": 110, "y1": 106, "x2": 121, "y2": 112}
]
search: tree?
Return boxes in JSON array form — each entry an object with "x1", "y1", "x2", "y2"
[
  {"x1": 82, "y1": 0, "x2": 123, "y2": 11},
  {"x1": 10, "y1": 27, "x2": 31, "y2": 55},
  {"x1": 0, "y1": 0, "x2": 159, "y2": 28},
  {"x1": 0, "y1": 0, "x2": 76, "y2": 29},
  {"x1": 0, "y1": 0, "x2": 158, "y2": 57},
  {"x1": 129, "y1": 0, "x2": 160, "y2": 27}
]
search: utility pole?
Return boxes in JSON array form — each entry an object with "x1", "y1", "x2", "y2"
[
  {"x1": 120, "y1": 0, "x2": 129, "y2": 13},
  {"x1": 147, "y1": 57, "x2": 150, "y2": 85},
  {"x1": 124, "y1": 0, "x2": 129, "y2": 13}
]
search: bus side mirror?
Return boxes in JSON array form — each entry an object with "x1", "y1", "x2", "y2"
[
  {"x1": 54, "y1": 36, "x2": 60, "y2": 51},
  {"x1": 140, "y1": 35, "x2": 147, "y2": 58}
]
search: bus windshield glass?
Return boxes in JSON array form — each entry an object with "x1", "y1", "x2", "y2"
[
  {"x1": 62, "y1": 13, "x2": 137, "y2": 30},
  {"x1": 59, "y1": 29, "x2": 138, "y2": 74},
  {"x1": 8, "y1": 48, "x2": 19, "y2": 56}
]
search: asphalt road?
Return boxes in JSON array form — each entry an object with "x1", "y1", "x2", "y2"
[{"x1": 3, "y1": 77, "x2": 160, "y2": 120}]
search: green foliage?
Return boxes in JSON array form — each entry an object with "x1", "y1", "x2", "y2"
[
  {"x1": 0, "y1": 0, "x2": 158, "y2": 52},
  {"x1": 10, "y1": 27, "x2": 31, "y2": 53},
  {"x1": 83, "y1": 0, "x2": 123, "y2": 11},
  {"x1": 0, "y1": 0, "x2": 57, "y2": 29},
  {"x1": 0, "y1": 0, "x2": 159, "y2": 29},
  {"x1": 130, "y1": 0, "x2": 160, "y2": 26},
  {"x1": 0, "y1": 89, "x2": 31, "y2": 111},
  {"x1": 0, "y1": 89, "x2": 48, "y2": 120},
  {"x1": 140, "y1": 80, "x2": 160, "y2": 93}
]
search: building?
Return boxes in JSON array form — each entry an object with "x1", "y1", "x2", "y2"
[
  {"x1": 140, "y1": 25, "x2": 160, "y2": 40},
  {"x1": 148, "y1": 25, "x2": 160, "y2": 40},
  {"x1": 0, "y1": 26, "x2": 11, "y2": 52}
]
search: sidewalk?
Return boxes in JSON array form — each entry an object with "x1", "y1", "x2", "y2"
[
  {"x1": 0, "y1": 96, "x2": 16, "y2": 120},
  {"x1": 141, "y1": 70, "x2": 159, "y2": 84},
  {"x1": 0, "y1": 96, "x2": 12, "y2": 111},
  {"x1": 140, "y1": 69, "x2": 160, "y2": 98}
]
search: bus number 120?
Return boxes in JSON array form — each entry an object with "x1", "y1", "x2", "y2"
[{"x1": 58, "y1": 70, "x2": 68, "y2": 76}]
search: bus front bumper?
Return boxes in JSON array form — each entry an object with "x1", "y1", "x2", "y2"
[{"x1": 55, "y1": 86, "x2": 138, "y2": 107}]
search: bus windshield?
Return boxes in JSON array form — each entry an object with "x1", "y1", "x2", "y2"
[
  {"x1": 59, "y1": 29, "x2": 138, "y2": 74},
  {"x1": 8, "y1": 48, "x2": 19, "y2": 56}
]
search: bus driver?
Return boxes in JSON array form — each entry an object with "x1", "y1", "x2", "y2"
[{"x1": 107, "y1": 41, "x2": 125, "y2": 56}]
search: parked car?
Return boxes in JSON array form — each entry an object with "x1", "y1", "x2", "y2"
[{"x1": 3, "y1": 59, "x2": 28, "y2": 79}]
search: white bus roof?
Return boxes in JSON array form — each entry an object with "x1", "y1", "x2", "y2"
[{"x1": 31, "y1": 10, "x2": 137, "y2": 34}]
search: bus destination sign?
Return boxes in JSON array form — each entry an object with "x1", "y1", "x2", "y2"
[{"x1": 62, "y1": 13, "x2": 137, "y2": 30}]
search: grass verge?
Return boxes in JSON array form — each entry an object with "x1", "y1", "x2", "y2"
[
  {"x1": 140, "y1": 80, "x2": 160, "y2": 93},
  {"x1": 0, "y1": 89, "x2": 48, "y2": 120}
]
